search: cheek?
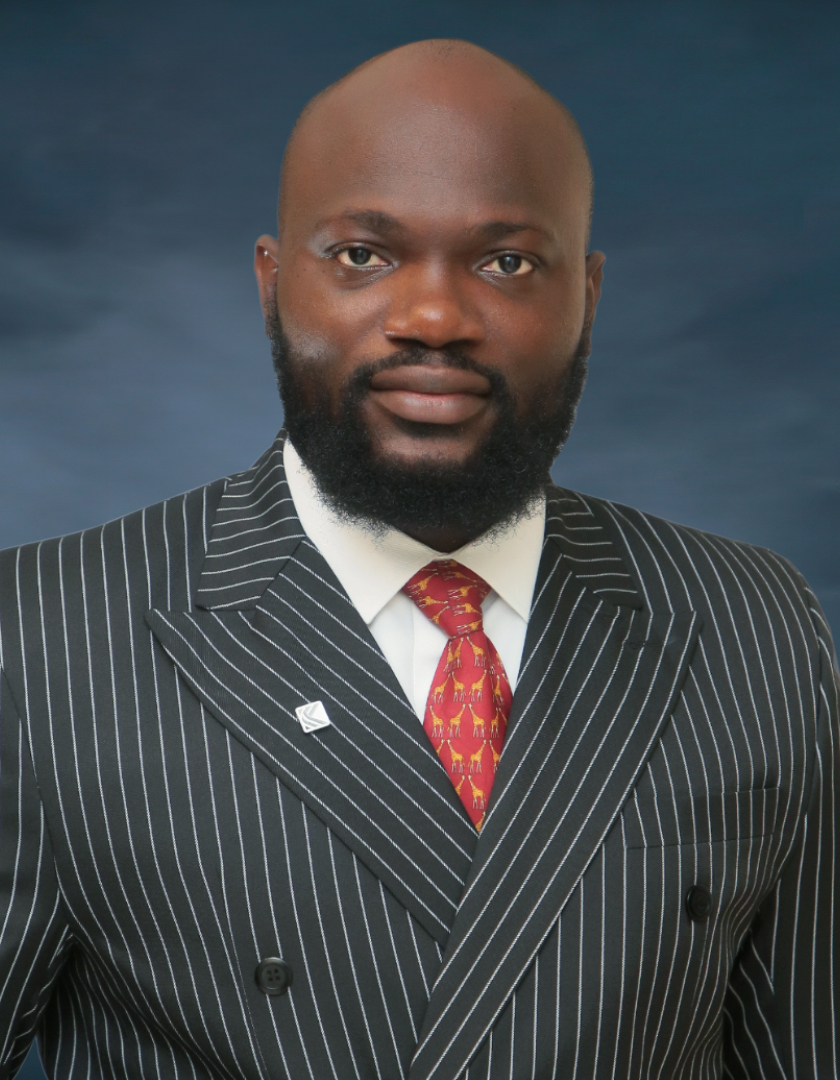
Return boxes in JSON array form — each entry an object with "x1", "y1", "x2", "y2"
[
  {"x1": 278, "y1": 255, "x2": 383, "y2": 337},
  {"x1": 277, "y1": 259, "x2": 336, "y2": 330},
  {"x1": 275, "y1": 318, "x2": 350, "y2": 413},
  {"x1": 501, "y1": 339, "x2": 579, "y2": 407},
  {"x1": 275, "y1": 267, "x2": 350, "y2": 373},
  {"x1": 280, "y1": 323, "x2": 337, "y2": 368},
  {"x1": 490, "y1": 288, "x2": 584, "y2": 385}
]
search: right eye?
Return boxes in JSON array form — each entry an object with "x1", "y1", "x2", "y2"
[{"x1": 336, "y1": 247, "x2": 388, "y2": 267}]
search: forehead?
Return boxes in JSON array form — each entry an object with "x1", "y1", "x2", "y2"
[{"x1": 280, "y1": 74, "x2": 588, "y2": 244}]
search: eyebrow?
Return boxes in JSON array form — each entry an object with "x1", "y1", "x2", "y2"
[
  {"x1": 322, "y1": 210, "x2": 555, "y2": 244},
  {"x1": 468, "y1": 220, "x2": 555, "y2": 243},
  {"x1": 335, "y1": 210, "x2": 408, "y2": 235}
]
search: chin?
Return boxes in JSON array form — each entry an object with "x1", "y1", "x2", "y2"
[{"x1": 372, "y1": 434, "x2": 482, "y2": 471}]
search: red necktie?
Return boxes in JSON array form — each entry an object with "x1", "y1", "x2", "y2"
[{"x1": 404, "y1": 560, "x2": 512, "y2": 830}]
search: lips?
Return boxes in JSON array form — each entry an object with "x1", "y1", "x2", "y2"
[{"x1": 368, "y1": 365, "x2": 492, "y2": 425}]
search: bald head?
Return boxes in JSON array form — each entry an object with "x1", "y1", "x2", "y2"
[{"x1": 279, "y1": 39, "x2": 593, "y2": 247}]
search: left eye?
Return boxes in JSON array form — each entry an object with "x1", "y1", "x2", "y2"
[
  {"x1": 336, "y1": 247, "x2": 388, "y2": 267},
  {"x1": 483, "y1": 254, "x2": 533, "y2": 276}
]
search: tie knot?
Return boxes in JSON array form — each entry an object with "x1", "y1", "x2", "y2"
[{"x1": 403, "y1": 560, "x2": 490, "y2": 639}]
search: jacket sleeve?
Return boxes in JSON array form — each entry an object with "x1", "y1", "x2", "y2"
[
  {"x1": 0, "y1": 670, "x2": 71, "y2": 1078},
  {"x1": 722, "y1": 587, "x2": 840, "y2": 1078}
]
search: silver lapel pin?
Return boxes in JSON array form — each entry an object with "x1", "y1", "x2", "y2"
[{"x1": 295, "y1": 700, "x2": 331, "y2": 734}]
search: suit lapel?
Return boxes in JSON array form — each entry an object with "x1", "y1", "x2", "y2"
[
  {"x1": 408, "y1": 489, "x2": 701, "y2": 1080},
  {"x1": 192, "y1": 437, "x2": 306, "y2": 611},
  {"x1": 147, "y1": 433, "x2": 477, "y2": 946}
]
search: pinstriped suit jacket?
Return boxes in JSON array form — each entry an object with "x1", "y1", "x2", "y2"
[{"x1": 1, "y1": 431, "x2": 837, "y2": 1080}]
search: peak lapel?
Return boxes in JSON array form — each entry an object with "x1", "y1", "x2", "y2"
[
  {"x1": 147, "y1": 434, "x2": 477, "y2": 946},
  {"x1": 192, "y1": 436, "x2": 306, "y2": 611},
  {"x1": 409, "y1": 489, "x2": 701, "y2": 1080}
]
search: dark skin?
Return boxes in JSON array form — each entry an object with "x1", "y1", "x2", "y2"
[{"x1": 255, "y1": 40, "x2": 605, "y2": 551}]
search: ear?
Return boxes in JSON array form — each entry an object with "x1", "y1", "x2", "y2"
[
  {"x1": 254, "y1": 235, "x2": 280, "y2": 323},
  {"x1": 584, "y1": 250, "x2": 606, "y2": 324}
]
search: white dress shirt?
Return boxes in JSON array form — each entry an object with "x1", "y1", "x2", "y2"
[{"x1": 284, "y1": 439, "x2": 546, "y2": 720}]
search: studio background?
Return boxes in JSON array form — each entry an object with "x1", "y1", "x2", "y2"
[{"x1": 3, "y1": 2, "x2": 838, "y2": 1075}]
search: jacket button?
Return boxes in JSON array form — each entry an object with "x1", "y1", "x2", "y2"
[
  {"x1": 686, "y1": 885, "x2": 712, "y2": 922},
  {"x1": 255, "y1": 958, "x2": 293, "y2": 996}
]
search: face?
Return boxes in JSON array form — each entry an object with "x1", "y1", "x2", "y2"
[{"x1": 255, "y1": 63, "x2": 604, "y2": 546}]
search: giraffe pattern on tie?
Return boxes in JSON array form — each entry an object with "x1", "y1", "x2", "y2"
[
  {"x1": 404, "y1": 559, "x2": 512, "y2": 830},
  {"x1": 446, "y1": 741, "x2": 465, "y2": 774},
  {"x1": 468, "y1": 746, "x2": 484, "y2": 774}
]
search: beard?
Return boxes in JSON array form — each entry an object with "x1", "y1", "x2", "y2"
[{"x1": 267, "y1": 301, "x2": 591, "y2": 541}]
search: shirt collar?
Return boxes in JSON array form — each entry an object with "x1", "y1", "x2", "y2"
[{"x1": 284, "y1": 438, "x2": 546, "y2": 625}]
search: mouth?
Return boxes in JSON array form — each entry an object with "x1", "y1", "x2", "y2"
[{"x1": 367, "y1": 365, "x2": 492, "y2": 425}]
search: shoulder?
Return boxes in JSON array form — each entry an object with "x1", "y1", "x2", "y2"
[
  {"x1": 0, "y1": 433, "x2": 288, "y2": 666},
  {"x1": 590, "y1": 490, "x2": 803, "y2": 590},
  {"x1": 0, "y1": 474, "x2": 228, "y2": 632},
  {"x1": 552, "y1": 486, "x2": 829, "y2": 668}
]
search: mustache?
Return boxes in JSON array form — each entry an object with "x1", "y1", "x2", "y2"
[{"x1": 343, "y1": 346, "x2": 511, "y2": 399}]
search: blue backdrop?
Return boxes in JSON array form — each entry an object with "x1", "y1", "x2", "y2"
[{"x1": 3, "y1": 2, "x2": 838, "y2": 1075}]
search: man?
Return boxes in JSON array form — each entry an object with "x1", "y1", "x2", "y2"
[{"x1": 0, "y1": 38, "x2": 837, "y2": 1080}]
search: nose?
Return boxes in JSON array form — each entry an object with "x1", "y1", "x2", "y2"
[{"x1": 382, "y1": 263, "x2": 484, "y2": 350}]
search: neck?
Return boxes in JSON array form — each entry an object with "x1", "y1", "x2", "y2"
[{"x1": 399, "y1": 524, "x2": 479, "y2": 553}]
